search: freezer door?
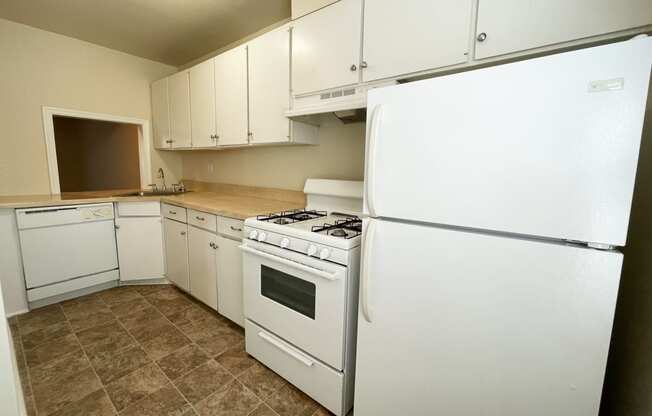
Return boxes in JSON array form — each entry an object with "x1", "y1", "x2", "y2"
[
  {"x1": 364, "y1": 37, "x2": 652, "y2": 246},
  {"x1": 355, "y1": 218, "x2": 622, "y2": 416}
]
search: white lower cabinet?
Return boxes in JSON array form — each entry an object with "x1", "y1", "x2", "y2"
[
  {"x1": 115, "y1": 202, "x2": 165, "y2": 282},
  {"x1": 188, "y1": 225, "x2": 218, "y2": 310},
  {"x1": 216, "y1": 235, "x2": 244, "y2": 326},
  {"x1": 115, "y1": 217, "x2": 165, "y2": 281},
  {"x1": 163, "y1": 218, "x2": 190, "y2": 291}
]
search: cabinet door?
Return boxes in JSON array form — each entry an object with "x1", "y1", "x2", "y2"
[
  {"x1": 216, "y1": 235, "x2": 244, "y2": 326},
  {"x1": 190, "y1": 60, "x2": 217, "y2": 148},
  {"x1": 163, "y1": 218, "x2": 190, "y2": 291},
  {"x1": 362, "y1": 0, "x2": 473, "y2": 82},
  {"x1": 168, "y1": 71, "x2": 192, "y2": 148},
  {"x1": 248, "y1": 26, "x2": 291, "y2": 144},
  {"x1": 188, "y1": 226, "x2": 218, "y2": 310},
  {"x1": 151, "y1": 78, "x2": 170, "y2": 149},
  {"x1": 116, "y1": 217, "x2": 165, "y2": 281},
  {"x1": 475, "y1": 0, "x2": 652, "y2": 59},
  {"x1": 291, "y1": 0, "x2": 362, "y2": 95},
  {"x1": 214, "y1": 46, "x2": 249, "y2": 146}
]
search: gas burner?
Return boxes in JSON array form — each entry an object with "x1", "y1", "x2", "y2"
[
  {"x1": 311, "y1": 216, "x2": 362, "y2": 239},
  {"x1": 257, "y1": 209, "x2": 327, "y2": 224}
]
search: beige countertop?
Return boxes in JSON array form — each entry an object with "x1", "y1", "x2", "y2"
[{"x1": 0, "y1": 184, "x2": 306, "y2": 220}]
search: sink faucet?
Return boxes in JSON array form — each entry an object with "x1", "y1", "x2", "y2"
[{"x1": 157, "y1": 168, "x2": 166, "y2": 191}]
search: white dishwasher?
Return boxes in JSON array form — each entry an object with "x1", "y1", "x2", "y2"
[{"x1": 16, "y1": 203, "x2": 119, "y2": 302}]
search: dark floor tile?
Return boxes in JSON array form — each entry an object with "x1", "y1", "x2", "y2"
[
  {"x1": 68, "y1": 309, "x2": 115, "y2": 332},
  {"x1": 151, "y1": 296, "x2": 195, "y2": 317},
  {"x1": 33, "y1": 367, "x2": 102, "y2": 416},
  {"x1": 99, "y1": 286, "x2": 143, "y2": 306},
  {"x1": 167, "y1": 304, "x2": 222, "y2": 328},
  {"x1": 140, "y1": 328, "x2": 191, "y2": 361},
  {"x1": 105, "y1": 363, "x2": 169, "y2": 411},
  {"x1": 18, "y1": 305, "x2": 67, "y2": 335},
  {"x1": 60, "y1": 292, "x2": 105, "y2": 311},
  {"x1": 76, "y1": 321, "x2": 129, "y2": 346},
  {"x1": 109, "y1": 297, "x2": 151, "y2": 317},
  {"x1": 195, "y1": 380, "x2": 260, "y2": 416},
  {"x1": 215, "y1": 342, "x2": 256, "y2": 377},
  {"x1": 83, "y1": 330, "x2": 136, "y2": 364},
  {"x1": 29, "y1": 349, "x2": 90, "y2": 390},
  {"x1": 48, "y1": 389, "x2": 116, "y2": 416},
  {"x1": 91, "y1": 346, "x2": 151, "y2": 384},
  {"x1": 250, "y1": 403, "x2": 279, "y2": 416},
  {"x1": 265, "y1": 384, "x2": 319, "y2": 416},
  {"x1": 143, "y1": 286, "x2": 186, "y2": 301},
  {"x1": 133, "y1": 284, "x2": 169, "y2": 296},
  {"x1": 25, "y1": 333, "x2": 81, "y2": 367},
  {"x1": 157, "y1": 344, "x2": 210, "y2": 380},
  {"x1": 120, "y1": 383, "x2": 191, "y2": 416},
  {"x1": 195, "y1": 327, "x2": 244, "y2": 357},
  {"x1": 127, "y1": 316, "x2": 176, "y2": 343},
  {"x1": 237, "y1": 362, "x2": 286, "y2": 401},
  {"x1": 119, "y1": 306, "x2": 164, "y2": 331},
  {"x1": 174, "y1": 360, "x2": 234, "y2": 404},
  {"x1": 312, "y1": 407, "x2": 334, "y2": 416},
  {"x1": 21, "y1": 320, "x2": 72, "y2": 350}
]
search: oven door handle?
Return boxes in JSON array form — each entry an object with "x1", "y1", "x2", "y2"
[
  {"x1": 258, "y1": 331, "x2": 314, "y2": 367},
  {"x1": 239, "y1": 245, "x2": 340, "y2": 281}
]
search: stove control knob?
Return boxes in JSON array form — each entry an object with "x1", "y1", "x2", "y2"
[
  {"x1": 257, "y1": 232, "x2": 267, "y2": 242},
  {"x1": 249, "y1": 230, "x2": 258, "y2": 240},
  {"x1": 307, "y1": 244, "x2": 318, "y2": 256},
  {"x1": 280, "y1": 238, "x2": 290, "y2": 248},
  {"x1": 319, "y1": 248, "x2": 330, "y2": 260}
]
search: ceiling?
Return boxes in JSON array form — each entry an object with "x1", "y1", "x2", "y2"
[{"x1": 0, "y1": 0, "x2": 291, "y2": 66}]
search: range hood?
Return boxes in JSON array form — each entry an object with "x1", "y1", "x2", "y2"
[{"x1": 285, "y1": 80, "x2": 396, "y2": 122}]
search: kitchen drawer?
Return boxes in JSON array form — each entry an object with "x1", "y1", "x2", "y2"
[
  {"x1": 188, "y1": 209, "x2": 217, "y2": 232},
  {"x1": 117, "y1": 201, "x2": 160, "y2": 217},
  {"x1": 245, "y1": 320, "x2": 344, "y2": 415},
  {"x1": 217, "y1": 216, "x2": 244, "y2": 239},
  {"x1": 162, "y1": 203, "x2": 186, "y2": 223}
]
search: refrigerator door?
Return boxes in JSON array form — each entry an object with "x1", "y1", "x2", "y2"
[
  {"x1": 364, "y1": 37, "x2": 652, "y2": 246},
  {"x1": 355, "y1": 218, "x2": 622, "y2": 416}
]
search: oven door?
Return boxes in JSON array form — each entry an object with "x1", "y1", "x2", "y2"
[{"x1": 242, "y1": 240, "x2": 347, "y2": 370}]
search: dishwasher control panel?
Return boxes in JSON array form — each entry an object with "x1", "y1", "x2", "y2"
[{"x1": 16, "y1": 203, "x2": 115, "y2": 229}]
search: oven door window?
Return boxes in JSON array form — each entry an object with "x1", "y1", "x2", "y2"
[{"x1": 260, "y1": 265, "x2": 316, "y2": 319}]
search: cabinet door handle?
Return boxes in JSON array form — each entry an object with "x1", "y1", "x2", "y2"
[
  {"x1": 180, "y1": 231, "x2": 186, "y2": 236},
  {"x1": 360, "y1": 61, "x2": 368, "y2": 69},
  {"x1": 195, "y1": 216, "x2": 205, "y2": 221},
  {"x1": 350, "y1": 64, "x2": 357, "y2": 71},
  {"x1": 230, "y1": 226, "x2": 243, "y2": 232},
  {"x1": 477, "y1": 32, "x2": 487, "y2": 42}
]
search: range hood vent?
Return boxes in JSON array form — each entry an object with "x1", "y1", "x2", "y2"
[{"x1": 285, "y1": 81, "x2": 396, "y2": 121}]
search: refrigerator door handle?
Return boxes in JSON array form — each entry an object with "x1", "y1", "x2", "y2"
[
  {"x1": 366, "y1": 104, "x2": 384, "y2": 218},
  {"x1": 361, "y1": 218, "x2": 377, "y2": 323}
]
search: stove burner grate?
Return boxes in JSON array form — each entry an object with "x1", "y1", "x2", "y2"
[
  {"x1": 311, "y1": 216, "x2": 362, "y2": 239},
  {"x1": 257, "y1": 209, "x2": 327, "y2": 224}
]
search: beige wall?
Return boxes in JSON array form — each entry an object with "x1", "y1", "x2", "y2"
[
  {"x1": 53, "y1": 117, "x2": 141, "y2": 192},
  {"x1": 182, "y1": 115, "x2": 366, "y2": 190},
  {"x1": 0, "y1": 18, "x2": 181, "y2": 196},
  {"x1": 601, "y1": 80, "x2": 652, "y2": 416}
]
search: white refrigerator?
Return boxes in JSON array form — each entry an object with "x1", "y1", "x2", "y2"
[{"x1": 354, "y1": 37, "x2": 652, "y2": 416}]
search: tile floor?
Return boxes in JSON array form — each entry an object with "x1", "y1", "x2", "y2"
[{"x1": 9, "y1": 284, "x2": 333, "y2": 416}]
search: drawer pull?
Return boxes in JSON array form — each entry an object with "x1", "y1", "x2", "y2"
[
  {"x1": 258, "y1": 331, "x2": 314, "y2": 367},
  {"x1": 169, "y1": 210, "x2": 177, "y2": 215},
  {"x1": 195, "y1": 216, "x2": 205, "y2": 221},
  {"x1": 230, "y1": 225, "x2": 243, "y2": 232}
]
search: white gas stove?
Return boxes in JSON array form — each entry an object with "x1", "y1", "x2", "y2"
[{"x1": 241, "y1": 179, "x2": 362, "y2": 416}]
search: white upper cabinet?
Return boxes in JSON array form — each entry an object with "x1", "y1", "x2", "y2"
[
  {"x1": 248, "y1": 26, "x2": 291, "y2": 144},
  {"x1": 291, "y1": 0, "x2": 363, "y2": 95},
  {"x1": 475, "y1": 0, "x2": 652, "y2": 59},
  {"x1": 190, "y1": 59, "x2": 217, "y2": 148},
  {"x1": 362, "y1": 0, "x2": 474, "y2": 82},
  {"x1": 151, "y1": 78, "x2": 170, "y2": 149},
  {"x1": 168, "y1": 70, "x2": 192, "y2": 148},
  {"x1": 214, "y1": 46, "x2": 249, "y2": 146}
]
